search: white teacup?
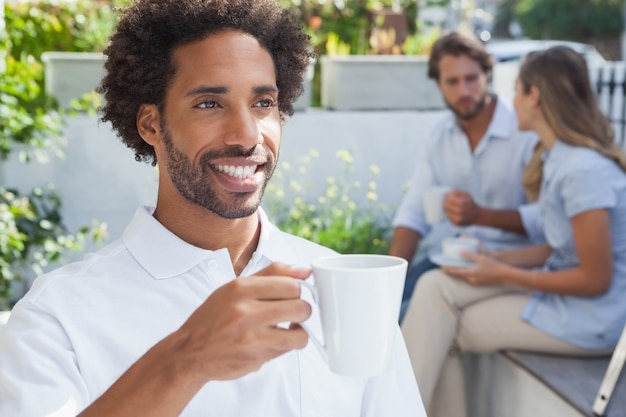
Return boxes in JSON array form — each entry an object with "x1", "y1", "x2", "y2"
[
  {"x1": 441, "y1": 236, "x2": 480, "y2": 261},
  {"x1": 422, "y1": 186, "x2": 452, "y2": 224},
  {"x1": 302, "y1": 254, "x2": 407, "y2": 377}
]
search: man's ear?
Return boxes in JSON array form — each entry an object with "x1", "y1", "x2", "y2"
[{"x1": 136, "y1": 104, "x2": 162, "y2": 146}]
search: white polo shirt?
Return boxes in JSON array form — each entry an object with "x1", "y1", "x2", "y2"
[{"x1": 0, "y1": 206, "x2": 425, "y2": 417}]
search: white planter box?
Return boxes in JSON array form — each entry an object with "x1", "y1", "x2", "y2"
[
  {"x1": 320, "y1": 55, "x2": 445, "y2": 111},
  {"x1": 41, "y1": 52, "x2": 106, "y2": 108},
  {"x1": 293, "y1": 61, "x2": 314, "y2": 111}
]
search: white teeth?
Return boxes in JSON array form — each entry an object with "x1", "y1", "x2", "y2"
[{"x1": 214, "y1": 164, "x2": 257, "y2": 179}]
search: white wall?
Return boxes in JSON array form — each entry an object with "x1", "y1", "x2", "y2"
[
  {"x1": 6, "y1": 58, "x2": 624, "y2": 296},
  {"x1": 1, "y1": 109, "x2": 446, "y2": 290}
]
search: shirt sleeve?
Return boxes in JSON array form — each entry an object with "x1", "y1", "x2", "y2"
[
  {"x1": 360, "y1": 327, "x2": 427, "y2": 417},
  {"x1": 518, "y1": 202, "x2": 545, "y2": 243},
  {"x1": 560, "y1": 165, "x2": 618, "y2": 218},
  {"x1": 392, "y1": 138, "x2": 437, "y2": 237},
  {"x1": 0, "y1": 302, "x2": 89, "y2": 417}
]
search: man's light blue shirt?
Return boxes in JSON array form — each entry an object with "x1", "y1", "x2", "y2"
[
  {"x1": 522, "y1": 141, "x2": 626, "y2": 349},
  {"x1": 393, "y1": 97, "x2": 541, "y2": 251}
]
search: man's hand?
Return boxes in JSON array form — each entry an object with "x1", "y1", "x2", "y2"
[
  {"x1": 444, "y1": 190, "x2": 482, "y2": 226},
  {"x1": 79, "y1": 263, "x2": 313, "y2": 417},
  {"x1": 175, "y1": 263, "x2": 313, "y2": 383}
]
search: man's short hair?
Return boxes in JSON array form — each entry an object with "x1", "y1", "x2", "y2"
[{"x1": 427, "y1": 32, "x2": 494, "y2": 81}]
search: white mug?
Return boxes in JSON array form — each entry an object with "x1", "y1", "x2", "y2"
[
  {"x1": 422, "y1": 186, "x2": 452, "y2": 224},
  {"x1": 301, "y1": 254, "x2": 407, "y2": 377}
]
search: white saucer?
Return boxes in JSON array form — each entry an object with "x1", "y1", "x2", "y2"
[{"x1": 429, "y1": 251, "x2": 475, "y2": 267}]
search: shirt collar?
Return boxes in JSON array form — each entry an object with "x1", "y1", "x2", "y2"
[
  {"x1": 245, "y1": 208, "x2": 300, "y2": 272},
  {"x1": 486, "y1": 97, "x2": 516, "y2": 140},
  {"x1": 447, "y1": 95, "x2": 516, "y2": 141},
  {"x1": 122, "y1": 206, "x2": 299, "y2": 279}
]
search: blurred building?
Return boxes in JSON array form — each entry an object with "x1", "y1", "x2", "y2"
[{"x1": 418, "y1": 0, "x2": 497, "y2": 42}]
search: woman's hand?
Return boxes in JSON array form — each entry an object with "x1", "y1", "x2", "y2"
[{"x1": 441, "y1": 251, "x2": 512, "y2": 286}]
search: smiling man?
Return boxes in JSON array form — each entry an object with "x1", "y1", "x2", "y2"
[{"x1": 0, "y1": 1, "x2": 425, "y2": 416}]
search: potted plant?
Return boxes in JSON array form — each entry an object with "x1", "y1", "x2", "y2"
[
  {"x1": 5, "y1": 0, "x2": 126, "y2": 109},
  {"x1": 291, "y1": 0, "x2": 445, "y2": 110}
]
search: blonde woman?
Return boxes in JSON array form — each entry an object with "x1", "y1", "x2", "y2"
[{"x1": 401, "y1": 46, "x2": 626, "y2": 417}]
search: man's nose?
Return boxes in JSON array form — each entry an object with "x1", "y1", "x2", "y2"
[
  {"x1": 223, "y1": 108, "x2": 263, "y2": 148},
  {"x1": 458, "y1": 81, "x2": 472, "y2": 95}
]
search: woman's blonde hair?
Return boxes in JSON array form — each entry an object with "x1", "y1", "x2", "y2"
[{"x1": 518, "y1": 46, "x2": 626, "y2": 201}]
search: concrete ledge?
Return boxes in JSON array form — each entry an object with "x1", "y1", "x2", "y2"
[
  {"x1": 465, "y1": 351, "x2": 625, "y2": 417},
  {"x1": 504, "y1": 351, "x2": 625, "y2": 417}
]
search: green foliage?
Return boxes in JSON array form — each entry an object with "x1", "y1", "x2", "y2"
[
  {"x1": 0, "y1": 0, "x2": 117, "y2": 308},
  {"x1": 279, "y1": 0, "x2": 420, "y2": 56},
  {"x1": 0, "y1": 187, "x2": 106, "y2": 310},
  {"x1": 324, "y1": 32, "x2": 352, "y2": 56},
  {"x1": 2, "y1": 0, "x2": 123, "y2": 160},
  {"x1": 403, "y1": 27, "x2": 441, "y2": 56},
  {"x1": 492, "y1": 0, "x2": 517, "y2": 38},
  {"x1": 280, "y1": 0, "x2": 370, "y2": 55},
  {"x1": 0, "y1": 52, "x2": 66, "y2": 162},
  {"x1": 5, "y1": 0, "x2": 127, "y2": 60},
  {"x1": 516, "y1": 0, "x2": 626, "y2": 40},
  {"x1": 264, "y1": 149, "x2": 392, "y2": 255},
  {"x1": 279, "y1": 1, "x2": 437, "y2": 105}
]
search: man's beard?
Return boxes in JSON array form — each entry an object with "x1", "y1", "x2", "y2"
[
  {"x1": 447, "y1": 92, "x2": 488, "y2": 121},
  {"x1": 161, "y1": 128, "x2": 276, "y2": 219}
]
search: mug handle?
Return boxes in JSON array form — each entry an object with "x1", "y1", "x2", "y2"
[{"x1": 296, "y1": 280, "x2": 327, "y2": 361}]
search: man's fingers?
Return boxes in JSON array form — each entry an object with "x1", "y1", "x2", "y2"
[
  {"x1": 235, "y1": 275, "x2": 306, "y2": 301},
  {"x1": 253, "y1": 299, "x2": 312, "y2": 325},
  {"x1": 266, "y1": 324, "x2": 310, "y2": 352},
  {"x1": 254, "y1": 262, "x2": 312, "y2": 279}
]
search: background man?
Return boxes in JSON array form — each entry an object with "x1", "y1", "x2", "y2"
[
  {"x1": 390, "y1": 31, "x2": 541, "y2": 322},
  {"x1": 0, "y1": 1, "x2": 425, "y2": 415}
]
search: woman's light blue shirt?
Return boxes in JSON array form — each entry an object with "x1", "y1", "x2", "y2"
[{"x1": 521, "y1": 141, "x2": 626, "y2": 349}]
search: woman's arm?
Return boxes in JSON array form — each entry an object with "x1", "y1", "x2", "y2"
[
  {"x1": 446, "y1": 209, "x2": 613, "y2": 296},
  {"x1": 490, "y1": 243, "x2": 553, "y2": 268}
]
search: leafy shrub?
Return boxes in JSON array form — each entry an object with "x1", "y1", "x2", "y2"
[
  {"x1": 0, "y1": 0, "x2": 117, "y2": 308},
  {"x1": 5, "y1": 0, "x2": 127, "y2": 60},
  {"x1": 516, "y1": 0, "x2": 626, "y2": 41},
  {"x1": 2, "y1": 0, "x2": 124, "y2": 160},
  {"x1": 0, "y1": 187, "x2": 106, "y2": 310},
  {"x1": 0, "y1": 49, "x2": 66, "y2": 162},
  {"x1": 264, "y1": 149, "x2": 392, "y2": 255}
]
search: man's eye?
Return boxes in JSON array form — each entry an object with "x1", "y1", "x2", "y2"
[
  {"x1": 196, "y1": 100, "x2": 218, "y2": 109},
  {"x1": 256, "y1": 98, "x2": 275, "y2": 108}
]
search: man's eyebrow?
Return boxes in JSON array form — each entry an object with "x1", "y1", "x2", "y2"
[
  {"x1": 185, "y1": 86, "x2": 228, "y2": 98},
  {"x1": 184, "y1": 85, "x2": 278, "y2": 98},
  {"x1": 253, "y1": 85, "x2": 278, "y2": 94}
]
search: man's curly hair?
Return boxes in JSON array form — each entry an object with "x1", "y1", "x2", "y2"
[{"x1": 97, "y1": 0, "x2": 314, "y2": 165}]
